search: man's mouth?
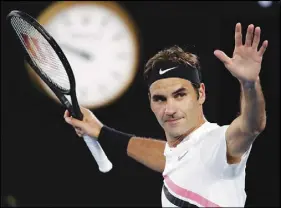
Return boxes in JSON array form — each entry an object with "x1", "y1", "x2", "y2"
[{"x1": 165, "y1": 118, "x2": 182, "y2": 124}]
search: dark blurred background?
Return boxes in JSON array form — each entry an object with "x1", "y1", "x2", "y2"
[{"x1": 1, "y1": 1, "x2": 280, "y2": 207}]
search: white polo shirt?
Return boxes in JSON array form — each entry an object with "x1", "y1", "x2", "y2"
[{"x1": 161, "y1": 121, "x2": 252, "y2": 207}]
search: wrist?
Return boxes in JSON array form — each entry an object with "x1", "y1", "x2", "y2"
[
  {"x1": 98, "y1": 125, "x2": 134, "y2": 154},
  {"x1": 239, "y1": 77, "x2": 259, "y2": 89},
  {"x1": 96, "y1": 124, "x2": 104, "y2": 138}
]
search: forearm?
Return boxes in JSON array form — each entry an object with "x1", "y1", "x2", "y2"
[
  {"x1": 98, "y1": 126, "x2": 166, "y2": 173},
  {"x1": 239, "y1": 76, "x2": 266, "y2": 135},
  {"x1": 127, "y1": 137, "x2": 166, "y2": 173}
]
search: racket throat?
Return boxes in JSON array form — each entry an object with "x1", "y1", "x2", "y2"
[
  {"x1": 60, "y1": 95, "x2": 74, "y2": 114},
  {"x1": 71, "y1": 94, "x2": 83, "y2": 120}
]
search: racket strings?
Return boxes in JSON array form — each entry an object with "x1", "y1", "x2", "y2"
[{"x1": 10, "y1": 16, "x2": 71, "y2": 92}]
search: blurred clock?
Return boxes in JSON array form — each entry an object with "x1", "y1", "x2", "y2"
[{"x1": 26, "y1": 1, "x2": 140, "y2": 109}]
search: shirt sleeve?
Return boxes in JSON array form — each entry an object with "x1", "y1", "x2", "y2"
[{"x1": 200, "y1": 125, "x2": 253, "y2": 179}]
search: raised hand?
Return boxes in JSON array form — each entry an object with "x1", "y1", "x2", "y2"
[{"x1": 214, "y1": 23, "x2": 268, "y2": 83}]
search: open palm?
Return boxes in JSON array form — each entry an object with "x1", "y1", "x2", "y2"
[{"x1": 214, "y1": 23, "x2": 268, "y2": 83}]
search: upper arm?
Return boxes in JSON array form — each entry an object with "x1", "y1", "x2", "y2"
[
  {"x1": 200, "y1": 124, "x2": 254, "y2": 178},
  {"x1": 226, "y1": 116, "x2": 259, "y2": 161},
  {"x1": 127, "y1": 137, "x2": 166, "y2": 173}
]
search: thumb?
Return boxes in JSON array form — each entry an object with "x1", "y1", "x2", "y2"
[
  {"x1": 65, "y1": 117, "x2": 85, "y2": 129},
  {"x1": 214, "y1": 50, "x2": 231, "y2": 65}
]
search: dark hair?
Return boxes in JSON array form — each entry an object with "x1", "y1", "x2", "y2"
[{"x1": 144, "y1": 45, "x2": 202, "y2": 99}]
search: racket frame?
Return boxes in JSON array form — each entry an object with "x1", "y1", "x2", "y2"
[{"x1": 7, "y1": 10, "x2": 82, "y2": 120}]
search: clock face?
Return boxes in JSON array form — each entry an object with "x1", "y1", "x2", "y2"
[{"x1": 28, "y1": 1, "x2": 139, "y2": 108}]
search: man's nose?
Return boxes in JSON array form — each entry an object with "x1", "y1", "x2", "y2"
[{"x1": 164, "y1": 99, "x2": 176, "y2": 116}]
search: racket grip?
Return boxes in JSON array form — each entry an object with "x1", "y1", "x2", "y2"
[{"x1": 83, "y1": 135, "x2": 113, "y2": 173}]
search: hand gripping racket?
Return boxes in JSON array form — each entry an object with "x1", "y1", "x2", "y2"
[{"x1": 6, "y1": 10, "x2": 113, "y2": 173}]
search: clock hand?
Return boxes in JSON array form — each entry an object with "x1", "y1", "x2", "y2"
[{"x1": 60, "y1": 43, "x2": 93, "y2": 61}]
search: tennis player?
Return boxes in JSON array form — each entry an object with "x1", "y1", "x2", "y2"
[{"x1": 64, "y1": 23, "x2": 267, "y2": 207}]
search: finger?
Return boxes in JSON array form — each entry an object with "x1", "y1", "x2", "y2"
[
  {"x1": 258, "y1": 40, "x2": 268, "y2": 57},
  {"x1": 74, "y1": 126, "x2": 84, "y2": 134},
  {"x1": 235, "y1": 23, "x2": 242, "y2": 47},
  {"x1": 74, "y1": 127, "x2": 82, "y2": 131},
  {"x1": 74, "y1": 127, "x2": 83, "y2": 134},
  {"x1": 64, "y1": 110, "x2": 70, "y2": 118},
  {"x1": 77, "y1": 132, "x2": 83, "y2": 137},
  {"x1": 252, "y1": 27, "x2": 261, "y2": 49},
  {"x1": 214, "y1": 50, "x2": 232, "y2": 65},
  {"x1": 75, "y1": 128, "x2": 84, "y2": 135},
  {"x1": 65, "y1": 116, "x2": 85, "y2": 129},
  {"x1": 245, "y1": 24, "x2": 254, "y2": 47},
  {"x1": 81, "y1": 107, "x2": 93, "y2": 118}
]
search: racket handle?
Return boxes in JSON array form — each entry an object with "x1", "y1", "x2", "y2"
[{"x1": 83, "y1": 135, "x2": 113, "y2": 173}]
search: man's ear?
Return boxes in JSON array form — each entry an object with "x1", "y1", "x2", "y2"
[
  {"x1": 148, "y1": 92, "x2": 151, "y2": 106},
  {"x1": 198, "y1": 83, "x2": 206, "y2": 105}
]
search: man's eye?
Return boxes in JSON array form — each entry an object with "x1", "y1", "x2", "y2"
[
  {"x1": 153, "y1": 97, "x2": 166, "y2": 102},
  {"x1": 175, "y1": 93, "x2": 186, "y2": 98}
]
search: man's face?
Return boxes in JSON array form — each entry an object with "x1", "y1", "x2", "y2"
[{"x1": 149, "y1": 78, "x2": 205, "y2": 139}]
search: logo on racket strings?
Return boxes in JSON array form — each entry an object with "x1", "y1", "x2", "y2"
[{"x1": 21, "y1": 34, "x2": 50, "y2": 64}]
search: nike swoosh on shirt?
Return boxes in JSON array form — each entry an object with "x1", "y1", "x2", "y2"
[
  {"x1": 178, "y1": 150, "x2": 189, "y2": 161},
  {"x1": 159, "y1": 66, "x2": 178, "y2": 75}
]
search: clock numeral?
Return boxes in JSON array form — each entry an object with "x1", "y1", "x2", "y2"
[
  {"x1": 117, "y1": 52, "x2": 129, "y2": 60},
  {"x1": 100, "y1": 15, "x2": 110, "y2": 27},
  {"x1": 112, "y1": 32, "x2": 124, "y2": 41},
  {"x1": 98, "y1": 84, "x2": 108, "y2": 93},
  {"x1": 60, "y1": 14, "x2": 72, "y2": 26},
  {"x1": 112, "y1": 71, "x2": 122, "y2": 81},
  {"x1": 78, "y1": 88, "x2": 88, "y2": 100},
  {"x1": 82, "y1": 16, "x2": 91, "y2": 25}
]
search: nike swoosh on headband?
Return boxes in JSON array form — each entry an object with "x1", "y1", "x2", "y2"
[{"x1": 159, "y1": 66, "x2": 178, "y2": 75}]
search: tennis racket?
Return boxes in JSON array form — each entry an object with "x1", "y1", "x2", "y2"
[{"x1": 6, "y1": 10, "x2": 113, "y2": 173}]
